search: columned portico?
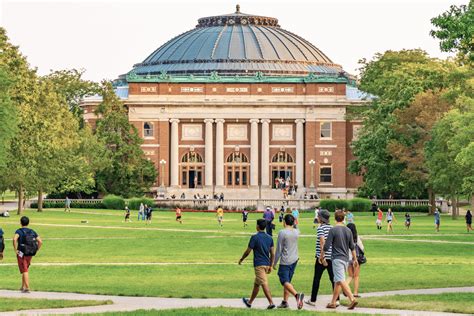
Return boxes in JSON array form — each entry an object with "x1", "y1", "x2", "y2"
[
  {"x1": 249, "y1": 119, "x2": 259, "y2": 186},
  {"x1": 204, "y1": 119, "x2": 214, "y2": 187},
  {"x1": 215, "y1": 119, "x2": 225, "y2": 187},
  {"x1": 295, "y1": 119, "x2": 305, "y2": 188},
  {"x1": 170, "y1": 118, "x2": 180, "y2": 187},
  {"x1": 261, "y1": 119, "x2": 270, "y2": 187}
]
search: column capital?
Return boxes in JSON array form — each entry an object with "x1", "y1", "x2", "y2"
[
  {"x1": 260, "y1": 118, "x2": 271, "y2": 124},
  {"x1": 249, "y1": 118, "x2": 260, "y2": 124},
  {"x1": 295, "y1": 119, "x2": 305, "y2": 124},
  {"x1": 169, "y1": 118, "x2": 180, "y2": 124},
  {"x1": 203, "y1": 119, "x2": 214, "y2": 124},
  {"x1": 215, "y1": 118, "x2": 225, "y2": 124}
]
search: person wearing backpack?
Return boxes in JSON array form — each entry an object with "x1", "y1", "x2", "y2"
[
  {"x1": 13, "y1": 216, "x2": 43, "y2": 293},
  {"x1": 0, "y1": 227, "x2": 5, "y2": 260}
]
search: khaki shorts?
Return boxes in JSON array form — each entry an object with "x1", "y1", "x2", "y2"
[{"x1": 254, "y1": 266, "x2": 270, "y2": 286}]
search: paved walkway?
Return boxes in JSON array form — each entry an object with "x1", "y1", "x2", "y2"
[{"x1": 0, "y1": 287, "x2": 473, "y2": 315}]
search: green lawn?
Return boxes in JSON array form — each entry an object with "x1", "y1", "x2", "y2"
[
  {"x1": 0, "y1": 297, "x2": 111, "y2": 312},
  {"x1": 0, "y1": 190, "x2": 17, "y2": 202},
  {"x1": 344, "y1": 292, "x2": 474, "y2": 314},
  {"x1": 0, "y1": 209, "x2": 472, "y2": 299}
]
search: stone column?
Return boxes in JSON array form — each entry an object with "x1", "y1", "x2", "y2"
[
  {"x1": 215, "y1": 119, "x2": 225, "y2": 187},
  {"x1": 250, "y1": 119, "x2": 260, "y2": 187},
  {"x1": 295, "y1": 119, "x2": 305, "y2": 188},
  {"x1": 204, "y1": 119, "x2": 214, "y2": 187},
  {"x1": 170, "y1": 119, "x2": 180, "y2": 187},
  {"x1": 260, "y1": 119, "x2": 271, "y2": 187}
]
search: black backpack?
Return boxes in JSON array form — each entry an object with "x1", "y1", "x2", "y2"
[
  {"x1": 18, "y1": 228, "x2": 39, "y2": 256},
  {"x1": 0, "y1": 234, "x2": 4, "y2": 253}
]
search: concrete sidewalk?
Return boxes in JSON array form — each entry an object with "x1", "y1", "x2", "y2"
[{"x1": 0, "y1": 286, "x2": 473, "y2": 315}]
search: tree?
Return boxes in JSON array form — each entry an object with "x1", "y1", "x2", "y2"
[
  {"x1": 95, "y1": 81, "x2": 156, "y2": 197},
  {"x1": 0, "y1": 67, "x2": 17, "y2": 168},
  {"x1": 349, "y1": 50, "x2": 453, "y2": 198},
  {"x1": 43, "y1": 69, "x2": 99, "y2": 127},
  {"x1": 430, "y1": 0, "x2": 474, "y2": 63}
]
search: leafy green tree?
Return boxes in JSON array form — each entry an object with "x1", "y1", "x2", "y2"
[
  {"x1": 0, "y1": 67, "x2": 17, "y2": 169},
  {"x1": 349, "y1": 50, "x2": 453, "y2": 198},
  {"x1": 95, "y1": 81, "x2": 156, "y2": 197},
  {"x1": 430, "y1": 0, "x2": 474, "y2": 63}
]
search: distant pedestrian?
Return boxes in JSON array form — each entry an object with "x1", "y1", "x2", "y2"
[
  {"x1": 404, "y1": 213, "x2": 411, "y2": 229},
  {"x1": 273, "y1": 214, "x2": 304, "y2": 309},
  {"x1": 466, "y1": 210, "x2": 472, "y2": 233},
  {"x1": 263, "y1": 207, "x2": 274, "y2": 236},
  {"x1": 305, "y1": 209, "x2": 338, "y2": 307},
  {"x1": 371, "y1": 203, "x2": 377, "y2": 216},
  {"x1": 64, "y1": 197, "x2": 71, "y2": 212},
  {"x1": 239, "y1": 219, "x2": 276, "y2": 310},
  {"x1": 219, "y1": 193, "x2": 225, "y2": 202},
  {"x1": 176, "y1": 207, "x2": 182, "y2": 224},
  {"x1": 324, "y1": 210, "x2": 358, "y2": 310},
  {"x1": 216, "y1": 206, "x2": 224, "y2": 227},
  {"x1": 13, "y1": 216, "x2": 43, "y2": 293},
  {"x1": 313, "y1": 207, "x2": 320, "y2": 228},
  {"x1": 279, "y1": 206, "x2": 285, "y2": 223},
  {"x1": 386, "y1": 208, "x2": 396, "y2": 233},
  {"x1": 124, "y1": 206, "x2": 131, "y2": 223},
  {"x1": 0, "y1": 227, "x2": 4, "y2": 260},
  {"x1": 346, "y1": 211, "x2": 354, "y2": 224},
  {"x1": 376, "y1": 208, "x2": 383, "y2": 230},
  {"x1": 242, "y1": 209, "x2": 249, "y2": 228},
  {"x1": 434, "y1": 208, "x2": 441, "y2": 232},
  {"x1": 145, "y1": 205, "x2": 153, "y2": 225},
  {"x1": 138, "y1": 203, "x2": 145, "y2": 221},
  {"x1": 291, "y1": 208, "x2": 299, "y2": 228},
  {"x1": 346, "y1": 223, "x2": 364, "y2": 298}
]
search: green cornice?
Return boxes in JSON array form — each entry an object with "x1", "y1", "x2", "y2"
[{"x1": 126, "y1": 71, "x2": 350, "y2": 84}]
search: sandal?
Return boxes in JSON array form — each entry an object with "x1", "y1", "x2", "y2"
[
  {"x1": 326, "y1": 303, "x2": 338, "y2": 309},
  {"x1": 348, "y1": 300, "x2": 358, "y2": 310}
]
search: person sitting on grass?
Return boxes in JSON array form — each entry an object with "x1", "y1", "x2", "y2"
[
  {"x1": 176, "y1": 207, "x2": 182, "y2": 224},
  {"x1": 273, "y1": 214, "x2": 304, "y2": 310},
  {"x1": 324, "y1": 210, "x2": 358, "y2": 310},
  {"x1": 404, "y1": 213, "x2": 411, "y2": 230},
  {"x1": 239, "y1": 219, "x2": 276, "y2": 310},
  {"x1": 13, "y1": 216, "x2": 43, "y2": 293}
]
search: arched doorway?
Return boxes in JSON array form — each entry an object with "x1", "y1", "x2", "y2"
[
  {"x1": 180, "y1": 151, "x2": 204, "y2": 188},
  {"x1": 225, "y1": 152, "x2": 249, "y2": 188},
  {"x1": 270, "y1": 152, "x2": 295, "y2": 188}
]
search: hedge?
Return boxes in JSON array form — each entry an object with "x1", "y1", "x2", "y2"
[
  {"x1": 348, "y1": 198, "x2": 372, "y2": 212},
  {"x1": 319, "y1": 199, "x2": 349, "y2": 212},
  {"x1": 127, "y1": 197, "x2": 155, "y2": 210},
  {"x1": 379, "y1": 205, "x2": 429, "y2": 213},
  {"x1": 102, "y1": 195, "x2": 125, "y2": 210},
  {"x1": 31, "y1": 201, "x2": 106, "y2": 209}
]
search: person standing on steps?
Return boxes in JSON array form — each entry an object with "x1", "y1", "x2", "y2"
[
  {"x1": 239, "y1": 219, "x2": 276, "y2": 310},
  {"x1": 13, "y1": 216, "x2": 43, "y2": 293},
  {"x1": 324, "y1": 210, "x2": 358, "y2": 310},
  {"x1": 273, "y1": 214, "x2": 304, "y2": 310}
]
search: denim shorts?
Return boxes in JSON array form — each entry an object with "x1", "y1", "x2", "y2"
[
  {"x1": 278, "y1": 260, "x2": 298, "y2": 285},
  {"x1": 332, "y1": 259, "x2": 348, "y2": 283}
]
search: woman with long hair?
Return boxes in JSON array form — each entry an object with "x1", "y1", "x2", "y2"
[
  {"x1": 346, "y1": 223, "x2": 364, "y2": 297},
  {"x1": 465, "y1": 210, "x2": 472, "y2": 233},
  {"x1": 386, "y1": 208, "x2": 396, "y2": 233}
]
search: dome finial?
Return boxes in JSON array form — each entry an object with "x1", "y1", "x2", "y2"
[{"x1": 236, "y1": 4, "x2": 240, "y2": 13}]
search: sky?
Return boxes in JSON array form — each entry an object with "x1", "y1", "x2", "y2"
[{"x1": 0, "y1": 0, "x2": 466, "y2": 82}]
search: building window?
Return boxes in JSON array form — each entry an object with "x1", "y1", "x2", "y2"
[
  {"x1": 225, "y1": 152, "x2": 249, "y2": 188},
  {"x1": 320, "y1": 165, "x2": 332, "y2": 183},
  {"x1": 144, "y1": 122, "x2": 154, "y2": 138},
  {"x1": 320, "y1": 122, "x2": 332, "y2": 139}
]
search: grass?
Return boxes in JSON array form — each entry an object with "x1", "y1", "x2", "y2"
[
  {"x1": 0, "y1": 190, "x2": 17, "y2": 202},
  {"x1": 0, "y1": 297, "x2": 111, "y2": 312},
  {"x1": 343, "y1": 292, "x2": 474, "y2": 314},
  {"x1": 74, "y1": 307, "x2": 369, "y2": 315},
  {"x1": 0, "y1": 209, "x2": 472, "y2": 299}
]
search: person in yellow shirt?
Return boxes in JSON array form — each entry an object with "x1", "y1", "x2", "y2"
[{"x1": 216, "y1": 206, "x2": 224, "y2": 227}]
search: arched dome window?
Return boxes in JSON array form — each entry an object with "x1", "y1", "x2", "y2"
[
  {"x1": 272, "y1": 152, "x2": 294, "y2": 163},
  {"x1": 181, "y1": 152, "x2": 203, "y2": 163},
  {"x1": 226, "y1": 152, "x2": 249, "y2": 163}
]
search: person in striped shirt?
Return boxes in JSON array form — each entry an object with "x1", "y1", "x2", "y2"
[{"x1": 305, "y1": 209, "x2": 338, "y2": 307}]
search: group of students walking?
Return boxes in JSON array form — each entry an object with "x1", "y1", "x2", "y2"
[{"x1": 239, "y1": 209, "x2": 364, "y2": 310}]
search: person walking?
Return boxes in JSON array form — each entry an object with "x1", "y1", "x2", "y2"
[
  {"x1": 216, "y1": 206, "x2": 224, "y2": 227},
  {"x1": 434, "y1": 208, "x2": 441, "y2": 232},
  {"x1": 263, "y1": 207, "x2": 274, "y2": 236},
  {"x1": 13, "y1": 216, "x2": 43, "y2": 293},
  {"x1": 273, "y1": 214, "x2": 304, "y2": 309},
  {"x1": 279, "y1": 206, "x2": 285, "y2": 223},
  {"x1": 242, "y1": 208, "x2": 249, "y2": 228},
  {"x1": 404, "y1": 213, "x2": 411, "y2": 230},
  {"x1": 138, "y1": 203, "x2": 144, "y2": 221},
  {"x1": 346, "y1": 211, "x2": 354, "y2": 224},
  {"x1": 376, "y1": 208, "x2": 383, "y2": 230},
  {"x1": 64, "y1": 196, "x2": 71, "y2": 212},
  {"x1": 124, "y1": 206, "x2": 131, "y2": 223},
  {"x1": 346, "y1": 223, "x2": 364, "y2": 298},
  {"x1": 239, "y1": 219, "x2": 276, "y2": 310},
  {"x1": 145, "y1": 205, "x2": 153, "y2": 225},
  {"x1": 313, "y1": 207, "x2": 320, "y2": 228},
  {"x1": 0, "y1": 227, "x2": 4, "y2": 260},
  {"x1": 305, "y1": 209, "x2": 338, "y2": 307},
  {"x1": 465, "y1": 210, "x2": 472, "y2": 233},
  {"x1": 371, "y1": 203, "x2": 377, "y2": 217},
  {"x1": 291, "y1": 208, "x2": 299, "y2": 229},
  {"x1": 324, "y1": 210, "x2": 358, "y2": 310},
  {"x1": 386, "y1": 208, "x2": 396, "y2": 233},
  {"x1": 176, "y1": 207, "x2": 183, "y2": 224}
]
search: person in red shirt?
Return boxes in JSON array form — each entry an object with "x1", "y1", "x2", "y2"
[
  {"x1": 376, "y1": 208, "x2": 383, "y2": 230},
  {"x1": 176, "y1": 207, "x2": 182, "y2": 224}
]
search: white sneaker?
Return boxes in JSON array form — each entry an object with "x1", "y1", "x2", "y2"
[
  {"x1": 336, "y1": 300, "x2": 340, "y2": 307},
  {"x1": 304, "y1": 299, "x2": 316, "y2": 306}
]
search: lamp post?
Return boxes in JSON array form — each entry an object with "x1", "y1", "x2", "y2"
[
  {"x1": 309, "y1": 159, "x2": 316, "y2": 189},
  {"x1": 159, "y1": 159, "x2": 167, "y2": 188}
]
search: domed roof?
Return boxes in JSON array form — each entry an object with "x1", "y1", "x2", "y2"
[{"x1": 130, "y1": 6, "x2": 344, "y2": 77}]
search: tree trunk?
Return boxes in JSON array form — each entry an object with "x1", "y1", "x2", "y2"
[
  {"x1": 428, "y1": 187, "x2": 435, "y2": 215},
  {"x1": 37, "y1": 190, "x2": 43, "y2": 212},
  {"x1": 17, "y1": 186, "x2": 23, "y2": 215},
  {"x1": 451, "y1": 195, "x2": 458, "y2": 219}
]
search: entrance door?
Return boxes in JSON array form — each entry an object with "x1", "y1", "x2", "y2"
[{"x1": 189, "y1": 170, "x2": 196, "y2": 188}]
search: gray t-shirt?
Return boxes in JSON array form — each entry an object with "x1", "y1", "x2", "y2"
[
  {"x1": 323, "y1": 225, "x2": 355, "y2": 262},
  {"x1": 274, "y1": 228, "x2": 299, "y2": 266}
]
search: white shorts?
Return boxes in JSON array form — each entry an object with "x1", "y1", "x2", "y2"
[{"x1": 376, "y1": 219, "x2": 382, "y2": 225}]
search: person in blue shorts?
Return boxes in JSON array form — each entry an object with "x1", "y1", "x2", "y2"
[{"x1": 434, "y1": 208, "x2": 441, "y2": 232}]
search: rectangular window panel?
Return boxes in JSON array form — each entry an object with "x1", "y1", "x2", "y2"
[
  {"x1": 182, "y1": 171, "x2": 187, "y2": 185},
  {"x1": 320, "y1": 122, "x2": 332, "y2": 139},
  {"x1": 235, "y1": 171, "x2": 240, "y2": 185},
  {"x1": 320, "y1": 166, "x2": 332, "y2": 183},
  {"x1": 242, "y1": 172, "x2": 247, "y2": 185},
  {"x1": 227, "y1": 171, "x2": 233, "y2": 185}
]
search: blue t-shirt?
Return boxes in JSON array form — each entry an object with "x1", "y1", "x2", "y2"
[
  {"x1": 0, "y1": 228, "x2": 3, "y2": 237},
  {"x1": 248, "y1": 231, "x2": 274, "y2": 267}
]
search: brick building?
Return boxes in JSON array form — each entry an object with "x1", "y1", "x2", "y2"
[{"x1": 82, "y1": 6, "x2": 369, "y2": 199}]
